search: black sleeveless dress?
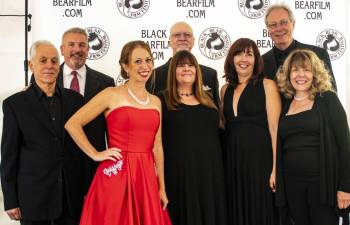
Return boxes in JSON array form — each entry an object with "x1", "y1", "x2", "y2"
[
  {"x1": 160, "y1": 95, "x2": 227, "y2": 225},
  {"x1": 223, "y1": 80, "x2": 275, "y2": 225}
]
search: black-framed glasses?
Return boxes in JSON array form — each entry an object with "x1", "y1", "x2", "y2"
[{"x1": 267, "y1": 19, "x2": 290, "y2": 29}]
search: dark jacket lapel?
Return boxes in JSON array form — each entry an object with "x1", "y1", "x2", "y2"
[{"x1": 84, "y1": 66, "x2": 99, "y2": 102}]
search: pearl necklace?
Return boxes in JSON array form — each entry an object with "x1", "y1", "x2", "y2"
[
  {"x1": 127, "y1": 88, "x2": 149, "y2": 106},
  {"x1": 294, "y1": 94, "x2": 310, "y2": 101}
]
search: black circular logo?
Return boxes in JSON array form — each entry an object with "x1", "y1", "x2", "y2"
[
  {"x1": 198, "y1": 27, "x2": 231, "y2": 60},
  {"x1": 116, "y1": 0, "x2": 150, "y2": 19},
  {"x1": 85, "y1": 27, "x2": 110, "y2": 60},
  {"x1": 238, "y1": 0, "x2": 270, "y2": 19},
  {"x1": 316, "y1": 29, "x2": 346, "y2": 61}
]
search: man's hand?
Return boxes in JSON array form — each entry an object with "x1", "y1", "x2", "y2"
[{"x1": 6, "y1": 207, "x2": 22, "y2": 220}]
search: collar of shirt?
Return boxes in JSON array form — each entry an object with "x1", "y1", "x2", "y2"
[
  {"x1": 63, "y1": 64, "x2": 86, "y2": 96},
  {"x1": 32, "y1": 79, "x2": 61, "y2": 99},
  {"x1": 273, "y1": 40, "x2": 297, "y2": 64}
]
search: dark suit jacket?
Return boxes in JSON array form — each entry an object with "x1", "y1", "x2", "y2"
[
  {"x1": 57, "y1": 63, "x2": 115, "y2": 192},
  {"x1": 262, "y1": 40, "x2": 337, "y2": 90},
  {"x1": 1, "y1": 85, "x2": 84, "y2": 221},
  {"x1": 146, "y1": 59, "x2": 220, "y2": 106}
]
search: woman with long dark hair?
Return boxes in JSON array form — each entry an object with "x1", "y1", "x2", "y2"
[{"x1": 221, "y1": 38, "x2": 281, "y2": 225}]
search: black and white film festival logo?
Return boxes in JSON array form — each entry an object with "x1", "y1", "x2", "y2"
[
  {"x1": 238, "y1": 0, "x2": 269, "y2": 19},
  {"x1": 199, "y1": 27, "x2": 231, "y2": 60},
  {"x1": 116, "y1": 0, "x2": 150, "y2": 19},
  {"x1": 316, "y1": 29, "x2": 346, "y2": 61},
  {"x1": 85, "y1": 27, "x2": 110, "y2": 60}
]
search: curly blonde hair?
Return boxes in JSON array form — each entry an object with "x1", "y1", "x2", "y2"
[{"x1": 276, "y1": 49, "x2": 334, "y2": 99}]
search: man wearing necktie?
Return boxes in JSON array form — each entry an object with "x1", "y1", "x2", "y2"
[
  {"x1": 262, "y1": 3, "x2": 337, "y2": 91},
  {"x1": 59, "y1": 27, "x2": 115, "y2": 193}
]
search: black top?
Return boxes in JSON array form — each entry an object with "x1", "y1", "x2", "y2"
[
  {"x1": 279, "y1": 106, "x2": 320, "y2": 175},
  {"x1": 32, "y1": 82, "x2": 63, "y2": 139},
  {"x1": 159, "y1": 93, "x2": 227, "y2": 225},
  {"x1": 273, "y1": 40, "x2": 297, "y2": 69},
  {"x1": 276, "y1": 91, "x2": 350, "y2": 210}
]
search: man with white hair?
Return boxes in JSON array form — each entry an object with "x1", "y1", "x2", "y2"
[{"x1": 1, "y1": 41, "x2": 84, "y2": 225}]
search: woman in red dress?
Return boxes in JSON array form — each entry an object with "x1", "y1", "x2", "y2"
[{"x1": 65, "y1": 40, "x2": 171, "y2": 225}]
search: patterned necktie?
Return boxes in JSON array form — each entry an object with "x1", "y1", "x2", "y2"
[{"x1": 70, "y1": 71, "x2": 80, "y2": 93}]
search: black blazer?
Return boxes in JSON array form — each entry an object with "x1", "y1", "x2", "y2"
[
  {"x1": 262, "y1": 40, "x2": 337, "y2": 90},
  {"x1": 57, "y1": 63, "x2": 115, "y2": 192},
  {"x1": 146, "y1": 59, "x2": 220, "y2": 106},
  {"x1": 276, "y1": 91, "x2": 350, "y2": 207},
  {"x1": 1, "y1": 85, "x2": 84, "y2": 221}
]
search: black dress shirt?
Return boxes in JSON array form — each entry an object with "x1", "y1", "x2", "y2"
[{"x1": 32, "y1": 82, "x2": 63, "y2": 140}]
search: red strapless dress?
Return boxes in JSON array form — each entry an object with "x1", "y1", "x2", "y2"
[{"x1": 79, "y1": 106, "x2": 171, "y2": 225}]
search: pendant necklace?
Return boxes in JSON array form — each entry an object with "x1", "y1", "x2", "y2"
[
  {"x1": 127, "y1": 87, "x2": 149, "y2": 106},
  {"x1": 294, "y1": 94, "x2": 309, "y2": 101}
]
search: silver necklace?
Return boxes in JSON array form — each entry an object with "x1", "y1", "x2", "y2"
[
  {"x1": 127, "y1": 87, "x2": 149, "y2": 105},
  {"x1": 294, "y1": 94, "x2": 309, "y2": 101}
]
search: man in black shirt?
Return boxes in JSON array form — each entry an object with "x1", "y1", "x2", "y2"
[
  {"x1": 1, "y1": 40, "x2": 84, "y2": 225},
  {"x1": 262, "y1": 3, "x2": 337, "y2": 90}
]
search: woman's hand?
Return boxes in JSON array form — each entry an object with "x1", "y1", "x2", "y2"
[
  {"x1": 337, "y1": 191, "x2": 350, "y2": 209},
  {"x1": 92, "y1": 147, "x2": 122, "y2": 162},
  {"x1": 269, "y1": 169, "x2": 276, "y2": 192},
  {"x1": 159, "y1": 189, "x2": 169, "y2": 210}
]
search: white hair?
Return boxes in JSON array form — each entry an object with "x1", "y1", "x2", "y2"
[{"x1": 29, "y1": 40, "x2": 55, "y2": 60}]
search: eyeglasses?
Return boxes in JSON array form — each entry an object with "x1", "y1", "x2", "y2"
[
  {"x1": 171, "y1": 32, "x2": 193, "y2": 39},
  {"x1": 267, "y1": 19, "x2": 290, "y2": 29}
]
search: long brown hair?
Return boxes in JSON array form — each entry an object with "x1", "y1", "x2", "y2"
[
  {"x1": 164, "y1": 50, "x2": 217, "y2": 110},
  {"x1": 223, "y1": 38, "x2": 264, "y2": 87}
]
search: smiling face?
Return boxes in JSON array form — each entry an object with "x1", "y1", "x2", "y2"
[
  {"x1": 123, "y1": 47, "x2": 154, "y2": 83},
  {"x1": 175, "y1": 57, "x2": 197, "y2": 87},
  {"x1": 266, "y1": 8, "x2": 294, "y2": 50},
  {"x1": 233, "y1": 47, "x2": 255, "y2": 79},
  {"x1": 290, "y1": 62, "x2": 313, "y2": 96},
  {"x1": 60, "y1": 32, "x2": 89, "y2": 70},
  {"x1": 30, "y1": 44, "x2": 60, "y2": 86}
]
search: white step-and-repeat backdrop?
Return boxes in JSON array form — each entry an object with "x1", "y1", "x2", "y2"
[
  {"x1": 29, "y1": 0, "x2": 349, "y2": 108},
  {"x1": 0, "y1": 0, "x2": 349, "y2": 224}
]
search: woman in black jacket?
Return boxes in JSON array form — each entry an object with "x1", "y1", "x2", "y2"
[{"x1": 275, "y1": 49, "x2": 350, "y2": 225}]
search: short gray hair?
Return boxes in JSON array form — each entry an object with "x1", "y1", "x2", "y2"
[
  {"x1": 29, "y1": 40, "x2": 55, "y2": 60},
  {"x1": 62, "y1": 27, "x2": 88, "y2": 43},
  {"x1": 265, "y1": 3, "x2": 295, "y2": 25}
]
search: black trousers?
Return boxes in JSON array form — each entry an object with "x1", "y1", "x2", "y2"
[
  {"x1": 20, "y1": 190, "x2": 78, "y2": 225},
  {"x1": 284, "y1": 173, "x2": 339, "y2": 225}
]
